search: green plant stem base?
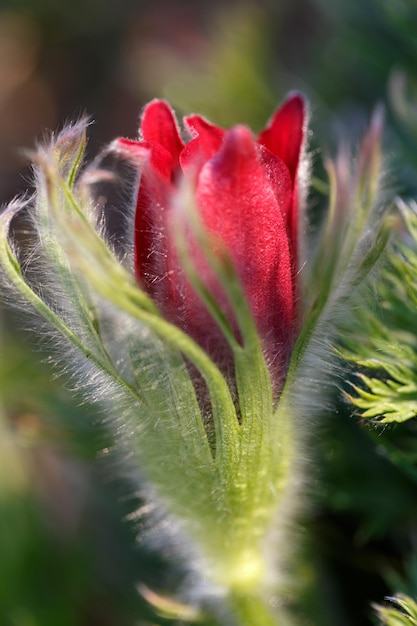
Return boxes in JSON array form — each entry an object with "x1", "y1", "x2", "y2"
[{"x1": 204, "y1": 589, "x2": 286, "y2": 626}]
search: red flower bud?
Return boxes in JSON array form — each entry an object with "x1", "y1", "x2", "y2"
[{"x1": 116, "y1": 95, "x2": 307, "y2": 372}]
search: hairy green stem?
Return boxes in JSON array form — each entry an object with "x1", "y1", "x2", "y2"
[{"x1": 224, "y1": 590, "x2": 286, "y2": 626}]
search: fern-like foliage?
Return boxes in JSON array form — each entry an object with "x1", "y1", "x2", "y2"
[
  {"x1": 375, "y1": 594, "x2": 417, "y2": 625},
  {"x1": 344, "y1": 200, "x2": 417, "y2": 423}
]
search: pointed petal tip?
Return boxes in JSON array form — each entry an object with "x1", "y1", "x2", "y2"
[
  {"x1": 140, "y1": 98, "x2": 180, "y2": 131},
  {"x1": 258, "y1": 91, "x2": 309, "y2": 184},
  {"x1": 283, "y1": 90, "x2": 307, "y2": 107},
  {"x1": 140, "y1": 99, "x2": 184, "y2": 167},
  {"x1": 180, "y1": 115, "x2": 225, "y2": 174},
  {"x1": 277, "y1": 91, "x2": 309, "y2": 127},
  {"x1": 205, "y1": 125, "x2": 258, "y2": 177},
  {"x1": 183, "y1": 114, "x2": 222, "y2": 136},
  {"x1": 221, "y1": 124, "x2": 256, "y2": 153},
  {"x1": 141, "y1": 98, "x2": 175, "y2": 117}
]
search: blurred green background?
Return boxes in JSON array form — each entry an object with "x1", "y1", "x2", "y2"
[{"x1": 1, "y1": 0, "x2": 417, "y2": 624}]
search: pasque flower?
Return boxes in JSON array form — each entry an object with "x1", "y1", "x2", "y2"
[
  {"x1": 0, "y1": 86, "x2": 390, "y2": 625},
  {"x1": 115, "y1": 96, "x2": 307, "y2": 374}
]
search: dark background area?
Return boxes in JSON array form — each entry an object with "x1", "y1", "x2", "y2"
[{"x1": 1, "y1": 1, "x2": 417, "y2": 624}]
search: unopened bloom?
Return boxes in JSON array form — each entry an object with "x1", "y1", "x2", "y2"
[
  {"x1": 115, "y1": 96, "x2": 307, "y2": 376},
  {"x1": 0, "y1": 83, "x2": 391, "y2": 624}
]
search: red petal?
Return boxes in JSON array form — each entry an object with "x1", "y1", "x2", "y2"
[
  {"x1": 180, "y1": 115, "x2": 225, "y2": 175},
  {"x1": 114, "y1": 138, "x2": 173, "y2": 183},
  {"x1": 258, "y1": 93, "x2": 306, "y2": 182},
  {"x1": 115, "y1": 138, "x2": 174, "y2": 288},
  {"x1": 134, "y1": 179, "x2": 172, "y2": 291},
  {"x1": 193, "y1": 126, "x2": 295, "y2": 354},
  {"x1": 258, "y1": 93, "x2": 307, "y2": 272},
  {"x1": 140, "y1": 100, "x2": 184, "y2": 174},
  {"x1": 114, "y1": 135, "x2": 180, "y2": 311},
  {"x1": 184, "y1": 115, "x2": 225, "y2": 144}
]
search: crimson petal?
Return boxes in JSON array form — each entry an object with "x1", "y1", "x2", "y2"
[
  {"x1": 114, "y1": 138, "x2": 174, "y2": 289},
  {"x1": 258, "y1": 93, "x2": 306, "y2": 182},
  {"x1": 115, "y1": 138, "x2": 173, "y2": 182},
  {"x1": 140, "y1": 100, "x2": 184, "y2": 176},
  {"x1": 194, "y1": 125, "x2": 295, "y2": 355},
  {"x1": 181, "y1": 115, "x2": 225, "y2": 175},
  {"x1": 258, "y1": 93, "x2": 307, "y2": 271}
]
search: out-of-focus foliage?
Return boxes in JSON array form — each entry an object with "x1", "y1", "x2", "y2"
[
  {"x1": 376, "y1": 595, "x2": 417, "y2": 625},
  {"x1": 0, "y1": 325, "x2": 175, "y2": 626},
  {"x1": 343, "y1": 201, "x2": 417, "y2": 424},
  {"x1": 308, "y1": 0, "x2": 417, "y2": 197}
]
